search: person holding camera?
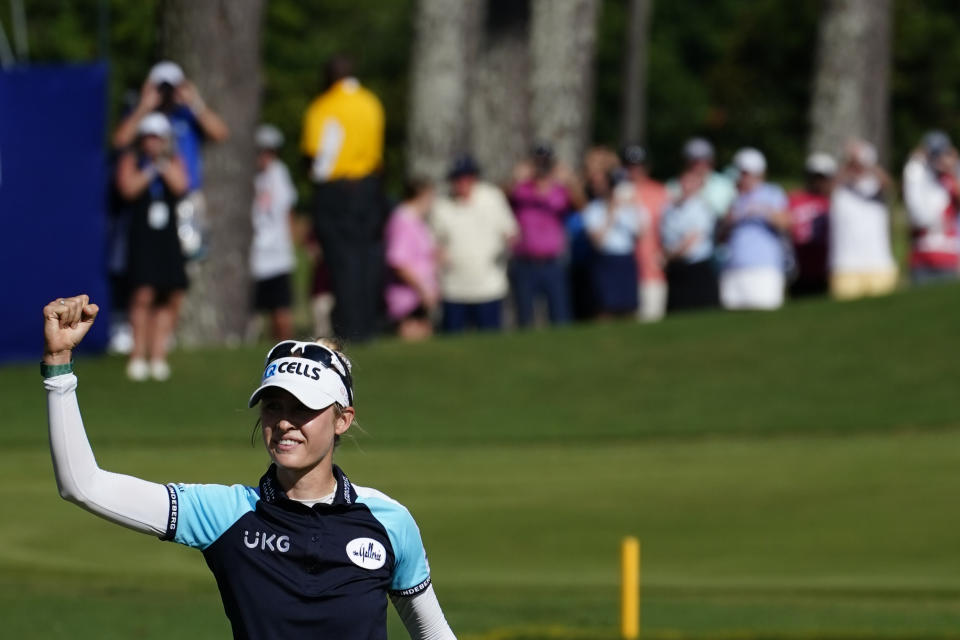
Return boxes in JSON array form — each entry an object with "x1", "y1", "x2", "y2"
[
  {"x1": 717, "y1": 148, "x2": 790, "y2": 311},
  {"x1": 507, "y1": 143, "x2": 576, "y2": 328},
  {"x1": 115, "y1": 113, "x2": 189, "y2": 381},
  {"x1": 113, "y1": 62, "x2": 229, "y2": 260},
  {"x1": 828, "y1": 139, "x2": 898, "y2": 300},
  {"x1": 660, "y1": 170, "x2": 720, "y2": 312},
  {"x1": 113, "y1": 61, "x2": 229, "y2": 186},
  {"x1": 583, "y1": 170, "x2": 646, "y2": 317},
  {"x1": 903, "y1": 130, "x2": 960, "y2": 285}
]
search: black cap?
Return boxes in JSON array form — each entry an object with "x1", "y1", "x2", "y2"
[
  {"x1": 532, "y1": 141, "x2": 555, "y2": 172},
  {"x1": 447, "y1": 153, "x2": 481, "y2": 180},
  {"x1": 621, "y1": 144, "x2": 647, "y2": 167},
  {"x1": 923, "y1": 130, "x2": 952, "y2": 157},
  {"x1": 532, "y1": 141, "x2": 554, "y2": 160}
]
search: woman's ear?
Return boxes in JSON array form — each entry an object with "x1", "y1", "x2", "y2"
[{"x1": 335, "y1": 406, "x2": 355, "y2": 436}]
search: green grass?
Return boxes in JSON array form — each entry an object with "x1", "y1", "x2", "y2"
[{"x1": 2, "y1": 283, "x2": 959, "y2": 638}]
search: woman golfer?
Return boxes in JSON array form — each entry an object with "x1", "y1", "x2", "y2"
[{"x1": 42, "y1": 294, "x2": 456, "y2": 640}]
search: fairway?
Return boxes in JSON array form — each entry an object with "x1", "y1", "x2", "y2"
[{"x1": 2, "y1": 284, "x2": 959, "y2": 639}]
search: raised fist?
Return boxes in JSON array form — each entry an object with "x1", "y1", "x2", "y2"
[{"x1": 43, "y1": 295, "x2": 99, "y2": 364}]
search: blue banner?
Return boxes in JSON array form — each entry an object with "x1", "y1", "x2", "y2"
[{"x1": 0, "y1": 63, "x2": 110, "y2": 364}]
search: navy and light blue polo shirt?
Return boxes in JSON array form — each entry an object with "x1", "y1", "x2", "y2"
[{"x1": 162, "y1": 464, "x2": 431, "y2": 639}]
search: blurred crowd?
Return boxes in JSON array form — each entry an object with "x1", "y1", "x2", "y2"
[{"x1": 107, "y1": 58, "x2": 960, "y2": 380}]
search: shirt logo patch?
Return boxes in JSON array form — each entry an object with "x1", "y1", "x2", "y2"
[
  {"x1": 346, "y1": 537, "x2": 386, "y2": 570},
  {"x1": 244, "y1": 529, "x2": 290, "y2": 553}
]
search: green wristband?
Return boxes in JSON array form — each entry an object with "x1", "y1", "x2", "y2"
[{"x1": 40, "y1": 361, "x2": 74, "y2": 378}]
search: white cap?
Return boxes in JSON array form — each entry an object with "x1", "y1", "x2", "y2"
[
  {"x1": 683, "y1": 137, "x2": 715, "y2": 161},
  {"x1": 805, "y1": 152, "x2": 838, "y2": 176},
  {"x1": 733, "y1": 147, "x2": 767, "y2": 175},
  {"x1": 255, "y1": 124, "x2": 284, "y2": 150},
  {"x1": 248, "y1": 357, "x2": 351, "y2": 410},
  {"x1": 137, "y1": 112, "x2": 172, "y2": 138},
  {"x1": 147, "y1": 61, "x2": 185, "y2": 86}
]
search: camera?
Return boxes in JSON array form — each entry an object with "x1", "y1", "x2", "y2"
[{"x1": 157, "y1": 81, "x2": 176, "y2": 104}]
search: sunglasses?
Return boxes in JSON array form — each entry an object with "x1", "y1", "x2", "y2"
[{"x1": 264, "y1": 340, "x2": 353, "y2": 405}]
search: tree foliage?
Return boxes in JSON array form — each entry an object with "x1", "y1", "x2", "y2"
[
  {"x1": 19, "y1": 0, "x2": 960, "y2": 186},
  {"x1": 595, "y1": 0, "x2": 821, "y2": 178}
]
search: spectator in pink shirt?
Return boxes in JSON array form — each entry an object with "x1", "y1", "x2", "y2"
[
  {"x1": 384, "y1": 178, "x2": 438, "y2": 341},
  {"x1": 508, "y1": 143, "x2": 575, "y2": 327},
  {"x1": 622, "y1": 144, "x2": 669, "y2": 322}
]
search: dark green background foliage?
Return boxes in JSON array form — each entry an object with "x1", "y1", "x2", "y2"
[{"x1": 19, "y1": 0, "x2": 960, "y2": 187}]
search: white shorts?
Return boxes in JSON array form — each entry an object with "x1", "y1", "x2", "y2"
[
  {"x1": 637, "y1": 280, "x2": 667, "y2": 322},
  {"x1": 720, "y1": 267, "x2": 784, "y2": 310}
]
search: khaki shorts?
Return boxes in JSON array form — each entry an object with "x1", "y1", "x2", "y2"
[{"x1": 830, "y1": 270, "x2": 898, "y2": 301}]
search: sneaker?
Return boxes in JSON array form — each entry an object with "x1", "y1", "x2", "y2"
[
  {"x1": 126, "y1": 358, "x2": 149, "y2": 382},
  {"x1": 150, "y1": 360, "x2": 171, "y2": 381},
  {"x1": 107, "y1": 321, "x2": 133, "y2": 355}
]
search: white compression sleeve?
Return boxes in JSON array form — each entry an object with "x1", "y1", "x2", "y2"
[
  {"x1": 390, "y1": 584, "x2": 457, "y2": 640},
  {"x1": 46, "y1": 373, "x2": 171, "y2": 536}
]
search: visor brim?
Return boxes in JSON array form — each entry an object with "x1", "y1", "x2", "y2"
[{"x1": 247, "y1": 379, "x2": 339, "y2": 411}]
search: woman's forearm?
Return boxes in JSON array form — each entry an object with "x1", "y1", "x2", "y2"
[
  {"x1": 116, "y1": 159, "x2": 155, "y2": 200},
  {"x1": 159, "y1": 157, "x2": 190, "y2": 197}
]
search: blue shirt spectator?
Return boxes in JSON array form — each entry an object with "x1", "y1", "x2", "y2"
[
  {"x1": 582, "y1": 195, "x2": 643, "y2": 255},
  {"x1": 725, "y1": 182, "x2": 789, "y2": 270},
  {"x1": 112, "y1": 61, "x2": 229, "y2": 193},
  {"x1": 169, "y1": 105, "x2": 205, "y2": 191}
]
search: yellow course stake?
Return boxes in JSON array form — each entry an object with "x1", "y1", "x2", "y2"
[{"x1": 620, "y1": 536, "x2": 640, "y2": 639}]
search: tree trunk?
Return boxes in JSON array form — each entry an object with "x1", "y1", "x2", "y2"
[
  {"x1": 620, "y1": 0, "x2": 653, "y2": 146},
  {"x1": 529, "y1": 0, "x2": 600, "y2": 170},
  {"x1": 469, "y1": 0, "x2": 531, "y2": 186},
  {"x1": 407, "y1": 0, "x2": 481, "y2": 183},
  {"x1": 159, "y1": 0, "x2": 265, "y2": 346},
  {"x1": 808, "y1": 0, "x2": 892, "y2": 159},
  {"x1": 407, "y1": 0, "x2": 600, "y2": 182}
]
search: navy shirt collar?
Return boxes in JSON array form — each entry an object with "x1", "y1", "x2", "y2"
[{"x1": 258, "y1": 463, "x2": 354, "y2": 507}]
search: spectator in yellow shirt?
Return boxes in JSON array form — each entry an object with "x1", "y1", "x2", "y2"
[{"x1": 300, "y1": 55, "x2": 386, "y2": 342}]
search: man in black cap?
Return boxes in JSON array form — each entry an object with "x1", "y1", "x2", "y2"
[
  {"x1": 430, "y1": 154, "x2": 518, "y2": 332},
  {"x1": 507, "y1": 143, "x2": 576, "y2": 328}
]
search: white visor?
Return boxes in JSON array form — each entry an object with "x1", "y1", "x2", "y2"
[{"x1": 248, "y1": 357, "x2": 350, "y2": 410}]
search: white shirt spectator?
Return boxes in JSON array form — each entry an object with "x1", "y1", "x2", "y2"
[
  {"x1": 431, "y1": 181, "x2": 518, "y2": 303},
  {"x1": 250, "y1": 159, "x2": 297, "y2": 280},
  {"x1": 903, "y1": 156, "x2": 949, "y2": 230},
  {"x1": 829, "y1": 178, "x2": 896, "y2": 272},
  {"x1": 903, "y1": 156, "x2": 959, "y2": 262}
]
